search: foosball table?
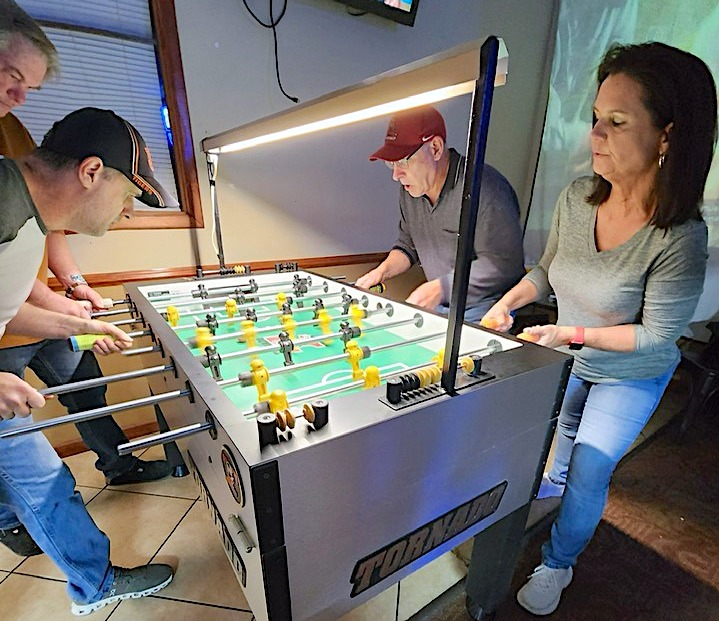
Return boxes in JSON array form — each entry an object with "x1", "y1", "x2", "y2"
[
  {"x1": 112, "y1": 269, "x2": 571, "y2": 621},
  {"x1": 0, "y1": 35, "x2": 569, "y2": 620}
]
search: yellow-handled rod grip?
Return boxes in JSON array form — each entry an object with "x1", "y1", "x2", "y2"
[
  {"x1": 69, "y1": 334, "x2": 112, "y2": 352},
  {"x1": 479, "y1": 316, "x2": 500, "y2": 330},
  {"x1": 517, "y1": 331, "x2": 540, "y2": 343}
]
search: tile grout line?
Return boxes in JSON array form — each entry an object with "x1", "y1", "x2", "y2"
[
  {"x1": 145, "y1": 592, "x2": 254, "y2": 613},
  {"x1": 6, "y1": 570, "x2": 65, "y2": 583},
  {"x1": 149, "y1": 497, "x2": 199, "y2": 564},
  {"x1": 89, "y1": 486, "x2": 200, "y2": 502}
]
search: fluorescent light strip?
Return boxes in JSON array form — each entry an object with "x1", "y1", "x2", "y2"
[{"x1": 211, "y1": 80, "x2": 478, "y2": 154}]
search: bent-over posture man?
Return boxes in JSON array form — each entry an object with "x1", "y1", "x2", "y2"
[
  {"x1": 356, "y1": 105, "x2": 525, "y2": 322},
  {"x1": 0, "y1": 4, "x2": 171, "y2": 498},
  {"x1": 0, "y1": 104, "x2": 177, "y2": 615}
]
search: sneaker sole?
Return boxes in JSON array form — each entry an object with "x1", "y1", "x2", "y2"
[{"x1": 70, "y1": 573, "x2": 173, "y2": 616}]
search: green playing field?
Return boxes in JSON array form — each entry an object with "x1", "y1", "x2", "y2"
[{"x1": 171, "y1": 300, "x2": 444, "y2": 413}]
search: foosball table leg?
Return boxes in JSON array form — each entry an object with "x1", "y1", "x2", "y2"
[
  {"x1": 464, "y1": 502, "x2": 532, "y2": 620},
  {"x1": 153, "y1": 403, "x2": 190, "y2": 478}
]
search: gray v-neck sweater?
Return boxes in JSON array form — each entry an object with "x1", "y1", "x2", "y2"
[{"x1": 525, "y1": 177, "x2": 708, "y2": 382}]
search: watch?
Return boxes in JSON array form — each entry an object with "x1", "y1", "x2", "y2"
[
  {"x1": 65, "y1": 274, "x2": 88, "y2": 296},
  {"x1": 569, "y1": 326, "x2": 585, "y2": 351}
]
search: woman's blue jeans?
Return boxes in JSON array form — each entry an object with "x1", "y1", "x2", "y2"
[
  {"x1": 542, "y1": 363, "x2": 677, "y2": 569},
  {"x1": 0, "y1": 414, "x2": 114, "y2": 603}
]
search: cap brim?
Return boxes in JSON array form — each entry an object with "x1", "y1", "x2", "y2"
[
  {"x1": 369, "y1": 142, "x2": 422, "y2": 162},
  {"x1": 130, "y1": 173, "x2": 179, "y2": 209}
]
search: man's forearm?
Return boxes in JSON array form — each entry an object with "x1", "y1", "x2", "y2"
[
  {"x1": 47, "y1": 231, "x2": 85, "y2": 290},
  {"x1": 377, "y1": 249, "x2": 412, "y2": 280},
  {"x1": 26, "y1": 279, "x2": 71, "y2": 313},
  {"x1": 26, "y1": 278, "x2": 57, "y2": 307},
  {"x1": 6, "y1": 303, "x2": 86, "y2": 339}
]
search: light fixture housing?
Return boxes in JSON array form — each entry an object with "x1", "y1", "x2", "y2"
[{"x1": 201, "y1": 39, "x2": 507, "y2": 155}]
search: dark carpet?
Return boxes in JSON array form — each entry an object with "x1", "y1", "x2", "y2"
[{"x1": 415, "y1": 396, "x2": 719, "y2": 621}]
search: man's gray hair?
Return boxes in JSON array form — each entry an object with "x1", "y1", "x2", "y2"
[{"x1": 0, "y1": 0, "x2": 58, "y2": 79}]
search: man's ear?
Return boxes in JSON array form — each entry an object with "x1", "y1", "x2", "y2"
[
  {"x1": 77, "y1": 156, "x2": 104, "y2": 189},
  {"x1": 430, "y1": 136, "x2": 445, "y2": 161}
]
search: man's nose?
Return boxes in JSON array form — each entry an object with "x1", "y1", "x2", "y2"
[
  {"x1": 9, "y1": 86, "x2": 27, "y2": 106},
  {"x1": 122, "y1": 198, "x2": 135, "y2": 218}
]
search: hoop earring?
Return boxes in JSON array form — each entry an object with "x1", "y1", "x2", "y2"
[{"x1": 659, "y1": 153, "x2": 666, "y2": 168}]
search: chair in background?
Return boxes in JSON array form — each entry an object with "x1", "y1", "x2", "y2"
[{"x1": 678, "y1": 321, "x2": 719, "y2": 441}]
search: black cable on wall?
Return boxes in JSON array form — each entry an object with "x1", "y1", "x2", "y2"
[{"x1": 241, "y1": 0, "x2": 299, "y2": 103}]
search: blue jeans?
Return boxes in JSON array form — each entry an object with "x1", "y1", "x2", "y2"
[
  {"x1": 0, "y1": 414, "x2": 114, "y2": 603},
  {"x1": 0, "y1": 339, "x2": 137, "y2": 478},
  {"x1": 542, "y1": 363, "x2": 677, "y2": 569},
  {"x1": 435, "y1": 300, "x2": 494, "y2": 324}
]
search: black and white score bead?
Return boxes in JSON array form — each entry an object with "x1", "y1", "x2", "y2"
[
  {"x1": 302, "y1": 399, "x2": 329, "y2": 430},
  {"x1": 468, "y1": 354, "x2": 483, "y2": 377},
  {"x1": 257, "y1": 413, "x2": 278, "y2": 448},
  {"x1": 386, "y1": 378, "x2": 403, "y2": 405}
]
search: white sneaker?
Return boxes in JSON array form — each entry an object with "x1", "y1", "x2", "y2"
[
  {"x1": 516, "y1": 564, "x2": 573, "y2": 615},
  {"x1": 537, "y1": 472, "x2": 565, "y2": 499}
]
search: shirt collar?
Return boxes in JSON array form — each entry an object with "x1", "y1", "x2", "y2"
[{"x1": 433, "y1": 148, "x2": 462, "y2": 206}]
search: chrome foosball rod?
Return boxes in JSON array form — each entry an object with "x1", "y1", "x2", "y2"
[
  {"x1": 117, "y1": 420, "x2": 215, "y2": 456},
  {"x1": 196, "y1": 308, "x2": 412, "y2": 365},
  {"x1": 199, "y1": 273, "x2": 314, "y2": 296},
  {"x1": 90, "y1": 307, "x2": 137, "y2": 319},
  {"x1": 243, "y1": 341, "x2": 502, "y2": 418},
  {"x1": 0, "y1": 388, "x2": 192, "y2": 439},
  {"x1": 152, "y1": 281, "x2": 330, "y2": 313},
  {"x1": 149, "y1": 274, "x2": 321, "y2": 305},
  {"x1": 39, "y1": 363, "x2": 175, "y2": 397},
  {"x1": 110, "y1": 317, "x2": 147, "y2": 327},
  {"x1": 185, "y1": 302, "x2": 389, "y2": 348}
]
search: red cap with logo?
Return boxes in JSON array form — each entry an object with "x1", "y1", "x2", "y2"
[{"x1": 369, "y1": 106, "x2": 447, "y2": 162}]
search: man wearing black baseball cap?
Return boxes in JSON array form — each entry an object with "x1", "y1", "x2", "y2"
[
  {"x1": 356, "y1": 105, "x2": 525, "y2": 322},
  {"x1": 41, "y1": 107, "x2": 178, "y2": 209},
  {"x1": 0, "y1": 42, "x2": 176, "y2": 491},
  {"x1": 0, "y1": 103, "x2": 176, "y2": 615}
]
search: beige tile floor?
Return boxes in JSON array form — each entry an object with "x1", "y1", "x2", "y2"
[
  {"x1": 0, "y1": 440, "x2": 465, "y2": 621},
  {"x1": 0, "y1": 376, "x2": 686, "y2": 621}
]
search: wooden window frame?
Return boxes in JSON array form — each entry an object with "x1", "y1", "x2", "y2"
[{"x1": 113, "y1": 0, "x2": 204, "y2": 231}]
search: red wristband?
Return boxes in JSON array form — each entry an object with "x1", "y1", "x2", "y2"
[{"x1": 569, "y1": 326, "x2": 585, "y2": 350}]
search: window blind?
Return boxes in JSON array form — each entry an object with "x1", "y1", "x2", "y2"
[{"x1": 14, "y1": 0, "x2": 179, "y2": 212}]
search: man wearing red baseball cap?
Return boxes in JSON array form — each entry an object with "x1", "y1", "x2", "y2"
[{"x1": 356, "y1": 105, "x2": 525, "y2": 322}]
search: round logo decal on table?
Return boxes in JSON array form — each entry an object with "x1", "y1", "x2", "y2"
[{"x1": 221, "y1": 445, "x2": 245, "y2": 506}]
